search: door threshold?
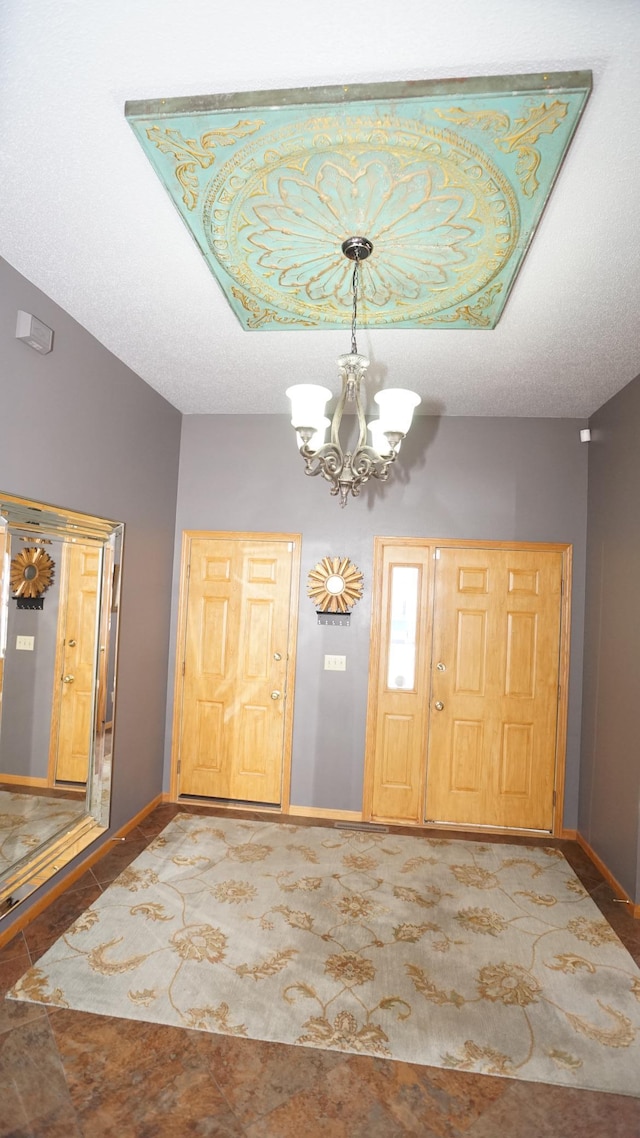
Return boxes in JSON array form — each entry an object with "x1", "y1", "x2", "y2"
[
  {"x1": 424, "y1": 819, "x2": 553, "y2": 837},
  {"x1": 176, "y1": 794, "x2": 282, "y2": 812}
]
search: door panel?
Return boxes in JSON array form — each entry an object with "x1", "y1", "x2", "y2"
[
  {"x1": 455, "y1": 610, "x2": 487, "y2": 693},
  {"x1": 176, "y1": 534, "x2": 298, "y2": 805},
  {"x1": 425, "y1": 547, "x2": 563, "y2": 830},
  {"x1": 451, "y1": 719, "x2": 483, "y2": 792}
]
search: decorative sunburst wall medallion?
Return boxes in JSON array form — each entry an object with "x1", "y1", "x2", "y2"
[
  {"x1": 10, "y1": 547, "x2": 55, "y2": 598},
  {"x1": 307, "y1": 556, "x2": 364, "y2": 614},
  {"x1": 126, "y1": 72, "x2": 591, "y2": 331}
]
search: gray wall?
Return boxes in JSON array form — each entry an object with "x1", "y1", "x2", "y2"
[
  {"x1": 0, "y1": 535, "x2": 63, "y2": 779},
  {"x1": 0, "y1": 256, "x2": 181, "y2": 929},
  {"x1": 167, "y1": 413, "x2": 588, "y2": 828},
  {"x1": 580, "y1": 374, "x2": 640, "y2": 903}
]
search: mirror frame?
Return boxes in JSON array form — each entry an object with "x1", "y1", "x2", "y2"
[{"x1": 0, "y1": 492, "x2": 123, "y2": 919}]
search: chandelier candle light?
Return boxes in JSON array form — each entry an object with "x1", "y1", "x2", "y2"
[{"x1": 286, "y1": 237, "x2": 420, "y2": 507}]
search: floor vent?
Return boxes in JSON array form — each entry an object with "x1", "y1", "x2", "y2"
[{"x1": 334, "y1": 821, "x2": 389, "y2": 832}]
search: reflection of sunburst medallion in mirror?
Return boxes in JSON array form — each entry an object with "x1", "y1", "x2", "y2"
[
  {"x1": 10, "y1": 547, "x2": 55, "y2": 598},
  {"x1": 307, "y1": 556, "x2": 364, "y2": 614}
]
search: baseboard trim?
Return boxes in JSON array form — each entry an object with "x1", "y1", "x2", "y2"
[
  {"x1": 0, "y1": 794, "x2": 164, "y2": 949},
  {"x1": 288, "y1": 806, "x2": 363, "y2": 822},
  {"x1": 576, "y1": 832, "x2": 640, "y2": 920},
  {"x1": 561, "y1": 828, "x2": 578, "y2": 841},
  {"x1": 0, "y1": 774, "x2": 49, "y2": 788}
]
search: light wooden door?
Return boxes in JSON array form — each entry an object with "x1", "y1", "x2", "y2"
[
  {"x1": 425, "y1": 547, "x2": 563, "y2": 830},
  {"x1": 51, "y1": 542, "x2": 101, "y2": 783},
  {"x1": 174, "y1": 533, "x2": 299, "y2": 805}
]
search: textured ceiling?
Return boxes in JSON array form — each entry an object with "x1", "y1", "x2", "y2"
[{"x1": 0, "y1": 1, "x2": 639, "y2": 416}]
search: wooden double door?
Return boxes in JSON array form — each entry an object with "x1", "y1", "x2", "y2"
[
  {"x1": 171, "y1": 532, "x2": 299, "y2": 806},
  {"x1": 364, "y1": 539, "x2": 570, "y2": 833}
]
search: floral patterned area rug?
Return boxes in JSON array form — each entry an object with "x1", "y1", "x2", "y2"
[{"x1": 9, "y1": 814, "x2": 640, "y2": 1096}]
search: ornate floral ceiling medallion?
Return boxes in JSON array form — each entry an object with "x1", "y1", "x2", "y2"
[{"x1": 125, "y1": 72, "x2": 591, "y2": 331}]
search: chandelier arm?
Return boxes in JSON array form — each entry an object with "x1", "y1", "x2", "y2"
[
  {"x1": 300, "y1": 442, "x2": 345, "y2": 479},
  {"x1": 352, "y1": 445, "x2": 398, "y2": 481},
  {"x1": 354, "y1": 380, "x2": 369, "y2": 451},
  {"x1": 329, "y1": 376, "x2": 349, "y2": 449}
]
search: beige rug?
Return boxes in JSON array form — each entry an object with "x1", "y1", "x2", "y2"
[{"x1": 9, "y1": 814, "x2": 640, "y2": 1096}]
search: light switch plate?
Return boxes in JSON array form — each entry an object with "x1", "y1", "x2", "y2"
[
  {"x1": 324, "y1": 654, "x2": 346, "y2": 671},
  {"x1": 16, "y1": 635, "x2": 35, "y2": 651}
]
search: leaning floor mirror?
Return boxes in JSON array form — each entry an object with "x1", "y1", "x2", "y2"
[{"x1": 0, "y1": 492, "x2": 123, "y2": 922}]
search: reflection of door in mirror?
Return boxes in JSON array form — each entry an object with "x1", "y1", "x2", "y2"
[
  {"x1": 49, "y1": 542, "x2": 101, "y2": 785},
  {"x1": 0, "y1": 492, "x2": 123, "y2": 923},
  {"x1": 1, "y1": 533, "x2": 67, "y2": 791}
]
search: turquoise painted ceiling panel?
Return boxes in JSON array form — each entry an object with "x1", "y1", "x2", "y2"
[{"x1": 125, "y1": 73, "x2": 591, "y2": 331}]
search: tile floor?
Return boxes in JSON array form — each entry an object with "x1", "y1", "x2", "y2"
[{"x1": 1, "y1": 803, "x2": 640, "y2": 1137}]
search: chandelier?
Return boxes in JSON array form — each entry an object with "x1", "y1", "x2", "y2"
[{"x1": 286, "y1": 237, "x2": 420, "y2": 507}]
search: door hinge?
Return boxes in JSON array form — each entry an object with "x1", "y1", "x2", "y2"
[
  {"x1": 553, "y1": 790, "x2": 557, "y2": 806},
  {"x1": 182, "y1": 660, "x2": 185, "y2": 676},
  {"x1": 560, "y1": 577, "x2": 564, "y2": 594},
  {"x1": 187, "y1": 562, "x2": 191, "y2": 578},
  {"x1": 177, "y1": 760, "x2": 181, "y2": 774},
  {"x1": 557, "y1": 682, "x2": 561, "y2": 700}
]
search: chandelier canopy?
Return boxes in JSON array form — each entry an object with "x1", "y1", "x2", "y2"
[{"x1": 286, "y1": 237, "x2": 421, "y2": 507}]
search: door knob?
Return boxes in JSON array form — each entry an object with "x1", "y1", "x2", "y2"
[
  {"x1": 68, "y1": 639, "x2": 77, "y2": 647},
  {"x1": 270, "y1": 690, "x2": 281, "y2": 700},
  {"x1": 436, "y1": 662, "x2": 446, "y2": 672},
  {"x1": 273, "y1": 652, "x2": 282, "y2": 661},
  {"x1": 63, "y1": 674, "x2": 75, "y2": 684},
  {"x1": 434, "y1": 700, "x2": 444, "y2": 711}
]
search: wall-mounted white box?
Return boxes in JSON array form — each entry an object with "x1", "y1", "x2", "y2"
[
  {"x1": 324, "y1": 654, "x2": 346, "y2": 671},
  {"x1": 16, "y1": 635, "x2": 35, "y2": 651},
  {"x1": 16, "y1": 310, "x2": 54, "y2": 354}
]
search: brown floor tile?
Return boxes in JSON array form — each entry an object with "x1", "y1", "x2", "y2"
[
  {"x1": 49, "y1": 1007, "x2": 244, "y2": 1137},
  {"x1": 60, "y1": 866, "x2": 103, "y2": 895},
  {"x1": 0, "y1": 1013, "x2": 81, "y2": 1138},
  {"x1": 0, "y1": 935, "x2": 31, "y2": 986},
  {"x1": 134, "y1": 805, "x2": 180, "y2": 838},
  {"x1": 351, "y1": 1059, "x2": 509, "y2": 1137},
  {"x1": 242, "y1": 1054, "x2": 510, "y2": 1138},
  {"x1": 201, "y1": 1034, "x2": 349, "y2": 1126},
  {"x1": 466, "y1": 1078, "x2": 640, "y2": 1137},
  {"x1": 0, "y1": 935, "x2": 48, "y2": 1036},
  {"x1": 243, "y1": 1086, "x2": 402, "y2": 1137},
  {"x1": 90, "y1": 837, "x2": 153, "y2": 887}
]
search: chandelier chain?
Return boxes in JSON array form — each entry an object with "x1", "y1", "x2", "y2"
[{"x1": 350, "y1": 254, "x2": 360, "y2": 355}]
